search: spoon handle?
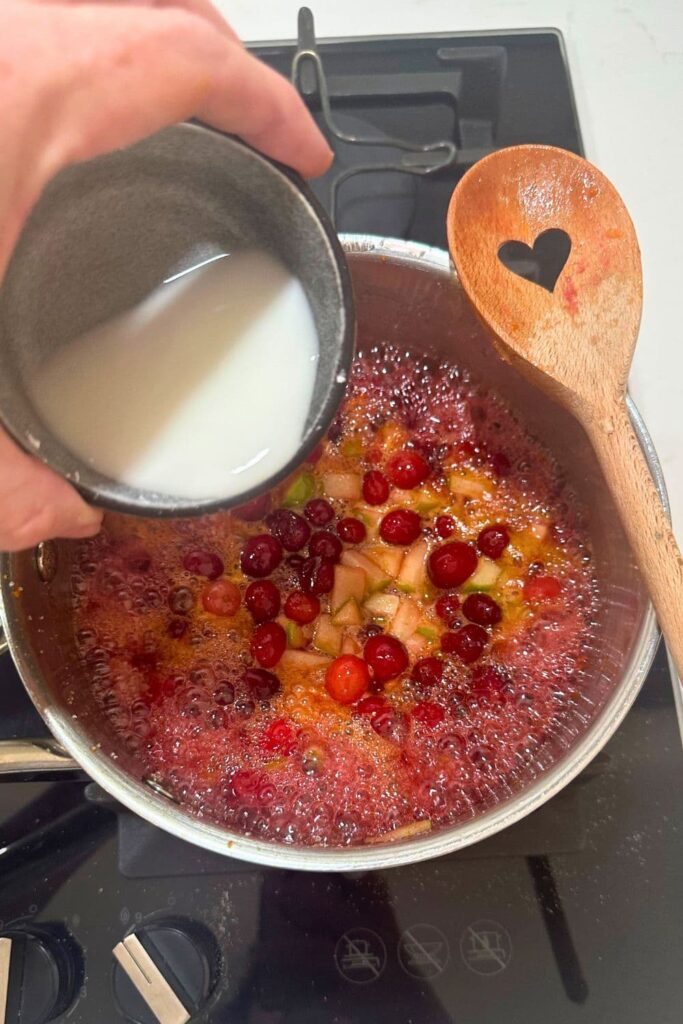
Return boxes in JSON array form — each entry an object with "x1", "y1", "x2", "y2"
[{"x1": 585, "y1": 400, "x2": 683, "y2": 680}]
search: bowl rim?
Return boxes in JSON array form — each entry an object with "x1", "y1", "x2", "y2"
[
  {"x1": 0, "y1": 123, "x2": 355, "y2": 518},
  {"x1": 0, "y1": 234, "x2": 664, "y2": 871}
]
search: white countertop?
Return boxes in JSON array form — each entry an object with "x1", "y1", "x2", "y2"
[{"x1": 222, "y1": 0, "x2": 683, "y2": 544}]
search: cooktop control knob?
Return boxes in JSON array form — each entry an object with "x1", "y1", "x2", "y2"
[
  {"x1": 0, "y1": 926, "x2": 83, "y2": 1024},
  {"x1": 112, "y1": 918, "x2": 219, "y2": 1024}
]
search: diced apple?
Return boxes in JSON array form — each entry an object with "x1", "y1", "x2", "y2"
[
  {"x1": 448, "y1": 473, "x2": 490, "y2": 499},
  {"x1": 406, "y1": 632, "x2": 429, "y2": 658},
  {"x1": 364, "y1": 593, "x2": 400, "y2": 619},
  {"x1": 416, "y1": 623, "x2": 438, "y2": 642},
  {"x1": 282, "y1": 471, "x2": 315, "y2": 508},
  {"x1": 341, "y1": 632, "x2": 362, "y2": 655},
  {"x1": 340, "y1": 550, "x2": 390, "y2": 593},
  {"x1": 332, "y1": 598, "x2": 362, "y2": 627},
  {"x1": 313, "y1": 614, "x2": 343, "y2": 657},
  {"x1": 366, "y1": 544, "x2": 403, "y2": 578},
  {"x1": 390, "y1": 598, "x2": 421, "y2": 642},
  {"x1": 280, "y1": 650, "x2": 332, "y2": 671},
  {"x1": 462, "y1": 557, "x2": 502, "y2": 592},
  {"x1": 530, "y1": 520, "x2": 550, "y2": 541},
  {"x1": 397, "y1": 538, "x2": 428, "y2": 593},
  {"x1": 323, "y1": 473, "x2": 362, "y2": 501},
  {"x1": 278, "y1": 616, "x2": 306, "y2": 649},
  {"x1": 331, "y1": 564, "x2": 366, "y2": 613},
  {"x1": 413, "y1": 487, "x2": 442, "y2": 515},
  {"x1": 341, "y1": 436, "x2": 363, "y2": 458}
]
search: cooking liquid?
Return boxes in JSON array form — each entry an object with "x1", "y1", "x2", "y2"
[{"x1": 30, "y1": 251, "x2": 319, "y2": 499}]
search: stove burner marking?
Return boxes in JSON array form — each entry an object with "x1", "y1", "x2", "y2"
[
  {"x1": 460, "y1": 920, "x2": 512, "y2": 975},
  {"x1": 398, "y1": 924, "x2": 450, "y2": 978},
  {"x1": 334, "y1": 928, "x2": 386, "y2": 984}
]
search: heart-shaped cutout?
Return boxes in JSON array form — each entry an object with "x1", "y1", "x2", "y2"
[{"x1": 497, "y1": 228, "x2": 571, "y2": 293}]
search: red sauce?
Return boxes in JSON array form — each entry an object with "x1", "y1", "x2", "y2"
[{"x1": 70, "y1": 346, "x2": 597, "y2": 846}]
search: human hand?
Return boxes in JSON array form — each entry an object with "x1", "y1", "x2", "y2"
[{"x1": 0, "y1": 0, "x2": 333, "y2": 551}]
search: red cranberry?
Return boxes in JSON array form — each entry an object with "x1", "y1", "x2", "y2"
[
  {"x1": 386, "y1": 449, "x2": 430, "y2": 489},
  {"x1": 524, "y1": 576, "x2": 562, "y2": 602},
  {"x1": 337, "y1": 517, "x2": 367, "y2": 544},
  {"x1": 362, "y1": 470, "x2": 390, "y2": 505},
  {"x1": 299, "y1": 556, "x2": 335, "y2": 596},
  {"x1": 183, "y1": 549, "x2": 224, "y2": 580},
  {"x1": 371, "y1": 707, "x2": 407, "y2": 743},
  {"x1": 411, "y1": 657, "x2": 444, "y2": 688},
  {"x1": 477, "y1": 523, "x2": 510, "y2": 559},
  {"x1": 233, "y1": 493, "x2": 271, "y2": 522},
  {"x1": 284, "y1": 590, "x2": 320, "y2": 624},
  {"x1": 266, "y1": 509, "x2": 311, "y2": 552},
  {"x1": 167, "y1": 618, "x2": 187, "y2": 639},
  {"x1": 463, "y1": 592, "x2": 502, "y2": 627},
  {"x1": 306, "y1": 442, "x2": 324, "y2": 464},
  {"x1": 229, "y1": 768, "x2": 263, "y2": 801},
  {"x1": 245, "y1": 580, "x2": 281, "y2": 623},
  {"x1": 168, "y1": 586, "x2": 195, "y2": 615},
  {"x1": 201, "y1": 579, "x2": 241, "y2": 616},
  {"x1": 470, "y1": 664, "x2": 511, "y2": 702},
  {"x1": 251, "y1": 622, "x2": 287, "y2": 668},
  {"x1": 243, "y1": 667, "x2": 281, "y2": 702},
  {"x1": 364, "y1": 634, "x2": 409, "y2": 682},
  {"x1": 325, "y1": 655, "x2": 370, "y2": 704},
  {"x1": 304, "y1": 498, "x2": 334, "y2": 526},
  {"x1": 379, "y1": 509, "x2": 421, "y2": 545},
  {"x1": 262, "y1": 718, "x2": 297, "y2": 756},
  {"x1": 435, "y1": 515, "x2": 455, "y2": 539},
  {"x1": 441, "y1": 624, "x2": 488, "y2": 663},
  {"x1": 356, "y1": 695, "x2": 388, "y2": 718},
  {"x1": 428, "y1": 542, "x2": 478, "y2": 588},
  {"x1": 412, "y1": 701, "x2": 445, "y2": 728},
  {"x1": 214, "y1": 682, "x2": 235, "y2": 705},
  {"x1": 234, "y1": 696, "x2": 256, "y2": 718},
  {"x1": 490, "y1": 451, "x2": 511, "y2": 477},
  {"x1": 240, "y1": 535, "x2": 283, "y2": 578},
  {"x1": 435, "y1": 592, "x2": 461, "y2": 626},
  {"x1": 309, "y1": 530, "x2": 343, "y2": 562},
  {"x1": 126, "y1": 549, "x2": 152, "y2": 573}
]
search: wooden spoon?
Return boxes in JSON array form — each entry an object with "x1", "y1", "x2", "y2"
[{"x1": 446, "y1": 144, "x2": 683, "y2": 678}]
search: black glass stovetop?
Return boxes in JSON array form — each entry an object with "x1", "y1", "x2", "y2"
[{"x1": 1, "y1": 20, "x2": 682, "y2": 1024}]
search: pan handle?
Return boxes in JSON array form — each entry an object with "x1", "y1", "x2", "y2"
[{"x1": 0, "y1": 738, "x2": 79, "y2": 774}]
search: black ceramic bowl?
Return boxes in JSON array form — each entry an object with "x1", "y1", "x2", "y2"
[{"x1": 0, "y1": 122, "x2": 354, "y2": 516}]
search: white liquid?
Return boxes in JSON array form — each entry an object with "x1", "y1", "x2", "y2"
[{"x1": 30, "y1": 251, "x2": 319, "y2": 500}]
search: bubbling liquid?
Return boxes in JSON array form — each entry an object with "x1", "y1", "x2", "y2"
[{"x1": 31, "y1": 251, "x2": 319, "y2": 500}]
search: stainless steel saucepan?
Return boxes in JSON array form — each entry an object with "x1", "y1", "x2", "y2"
[{"x1": 0, "y1": 236, "x2": 662, "y2": 871}]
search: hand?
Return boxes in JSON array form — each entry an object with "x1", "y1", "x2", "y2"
[{"x1": 0, "y1": 0, "x2": 333, "y2": 551}]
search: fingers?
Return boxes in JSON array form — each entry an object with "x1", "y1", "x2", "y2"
[
  {"x1": 19, "y1": 2, "x2": 333, "y2": 179},
  {"x1": 0, "y1": 428, "x2": 102, "y2": 552},
  {"x1": 26, "y1": 0, "x2": 243, "y2": 44}
]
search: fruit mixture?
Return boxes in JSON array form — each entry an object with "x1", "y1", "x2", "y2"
[{"x1": 71, "y1": 345, "x2": 598, "y2": 846}]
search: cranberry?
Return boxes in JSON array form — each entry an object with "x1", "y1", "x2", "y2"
[
  {"x1": 379, "y1": 509, "x2": 421, "y2": 545},
  {"x1": 412, "y1": 701, "x2": 445, "y2": 728},
  {"x1": 243, "y1": 667, "x2": 281, "y2": 702},
  {"x1": 262, "y1": 718, "x2": 297, "y2": 756},
  {"x1": 183, "y1": 549, "x2": 224, "y2": 580},
  {"x1": 325, "y1": 655, "x2": 370, "y2": 704},
  {"x1": 308, "y1": 530, "x2": 343, "y2": 562},
  {"x1": 435, "y1": 592, "x2": 461, "y2": 626},
  {"x1": 240, "y1": 535, "x2": 283, "y2": 578},
  {"x1": 356, "y1": 695, "x2": 388, "y2": 718},
  {"x1": 364, "y1": 634, "x2": 409, "y2": 681},
  {"x1": 126, "y1": 549, "x2": 152, "y2": 573},
  {"x1": 266, "y1": 509, "x2": 311, "y2": 551},
  {"x1": 233, "y1": 493, "x2": 271, "y2": 522},
  {"x1": 167, "y1": 618, "x2": 187, "y2": 639},
  {"x1": 435, "y1": 515, "x2": 455, "y2": 539},
  {"x1": 441, "y1": 624, "x2": 488, "y2": 663},
  {"x1": 490, "y1": 451, "x2": 511, "y2": 477},
  {"x1": 251, "y1": 622, "x2": 287, "y2": 668},
  {"x1": 470, "y1": 664, "x2": 510, "y2": 702},
  {"x1": 477, "y1": 523, "x2": 510, "y2": 559},
  {"x1": 428, "y1": 542, "x2": 478, "y2": 588},
  {"x1": 229, "y1": 768, "x2": 263, "y2": 801},
  {"x1": 337, "y1": 517, "x2": 367, "y2": 544},
  {"x1": 463, "y1": 592, "x2": 502, "y2": 627},
  {"x1": 306, "y1": 442, "x2": 324, "y2": 464},
  {"x1": 411, "y1": 657, "x2": 444, "y2": 688},
  {"x1": 371, "y1": 707, "x2": 407, "y2": 743},
  {"x1": 245, "y1": 580, "x2": 281, "y2": 623},
  {"x1": 214, "y1": 682, "x2": 236, "y2": 705},
  {"x1": 524, "y1": 576, "x2": 562, "y2": 602},
  {"x1": 284, "y1": 590, "x2": 320, "y2": 624},
  {"x1": 168, "y1": 586, "x2": 195, "y2": 615},
  {"x1": 201, "y1": 579, "x2": 241, "y2": 617},
  {"x1": 386, "y1": 449, "x2": 430, "y2": 489},
  {"x1": 299, "y1": 556, "x2": 335, "y2": 596},
  {"x1": 362, "y1": 470, "x2": 390, "y2": 505},
  {"x1": 304, "y1": 498, "x2": 334, "y2": 526},
  {"x1": 234, "y1": 696, "x2": 256, "y2": 718}
]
